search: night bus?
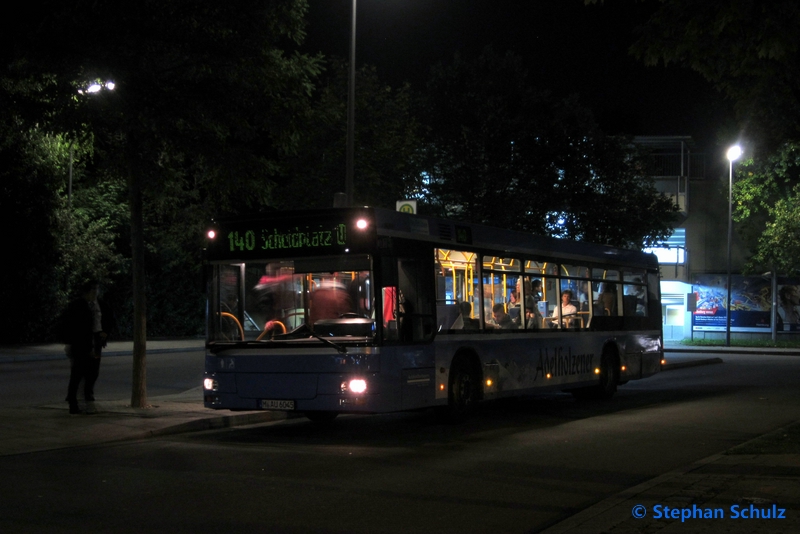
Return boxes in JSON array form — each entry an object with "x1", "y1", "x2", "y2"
[{"x1": 202, "y1": 207, "x2": 663, "y2": 422}]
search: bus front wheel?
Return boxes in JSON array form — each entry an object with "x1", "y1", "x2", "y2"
[{"x1": 442, "y1": 358, "x2": 480, "y2": 422}]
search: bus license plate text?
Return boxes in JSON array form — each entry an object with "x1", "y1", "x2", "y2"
[{"x1": 260, "y1": 399, "x2": 295, "y2": 410}]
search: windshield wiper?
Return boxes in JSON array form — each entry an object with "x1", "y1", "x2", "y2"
[
  {"x1": 309, "y1": 330, "x2": 348, "y2": 354},
  {"x1": 283, "y1": 323, "x2": 348, "y2": 353}
]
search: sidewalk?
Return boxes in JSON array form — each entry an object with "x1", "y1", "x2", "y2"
[
  {"x1": 0, "y1": 338, "x2": 286, "y2": 457},
  {"x1": 2, "y1": 340, "x2": 798, "y2": 534}
]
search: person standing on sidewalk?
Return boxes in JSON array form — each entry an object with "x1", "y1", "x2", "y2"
[{"x1": 62, "y1": 280, "x2": 114, "y2": 414}]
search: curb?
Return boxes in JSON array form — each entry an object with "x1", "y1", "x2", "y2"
[
  {"x1": 144, "y1": 410, "x2": 290, "y2": 439},
  {"x1": 664, "y1": 347, "x2": 800, "y2": 357},
  {"x1": 662, "y1": 357, "x2": 724, "y2": 371}
]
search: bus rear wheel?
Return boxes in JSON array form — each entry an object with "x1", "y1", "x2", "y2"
[{"x1": 572, "y1": 353, "x2": 618, "y2": 400}]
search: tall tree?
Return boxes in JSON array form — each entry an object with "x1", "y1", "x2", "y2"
[
  {"x1": 418, "y1": 48, "x2": 677, "y2": 249},
  {"x1": 6, "y1": 0, "x2": 322, "y2": 407}
]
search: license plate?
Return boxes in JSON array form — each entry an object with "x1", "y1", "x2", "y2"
[{"x1": 260, "y1": 399, "x2": 295, "y2": 410}]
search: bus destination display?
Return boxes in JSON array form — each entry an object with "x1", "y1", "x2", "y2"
[{"x1": 208, "y1": 222, "x2": 351, "y2": 259}]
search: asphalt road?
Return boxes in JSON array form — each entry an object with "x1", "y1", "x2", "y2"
[{"x1": 3, "y1": 352, "x2": 800, "y2": 533}]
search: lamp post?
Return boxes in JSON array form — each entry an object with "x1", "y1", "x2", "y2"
[
  {"x1": 345, "y1": 0, "x2": 356, "y2": 207},
  {"x1": 725, "y1": 144, "x2": 742, "y2": 346}
]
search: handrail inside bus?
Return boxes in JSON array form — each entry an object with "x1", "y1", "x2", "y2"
[
  {"x1": 219, "y1": 312, "x2": 244, "y2": 341},
  {"x1": 256, "y1": 320, "x2": 287, "y2": 341}
]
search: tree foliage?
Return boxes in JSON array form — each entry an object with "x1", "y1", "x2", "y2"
[
  {"x1": 734, "y1": 142, "x2": 800, "y2": 275},
  {"x1": 277, "y1": 59, "x2": 422, "y2": 210},
  {"x1": 630, "y1": 0, "x2": 800, "y2": 148},
  {"x1": 3, "y1": 1, "x2": 322, "y2": 403},
  {"x1": 0, "y1": 125, "x2": 65, "y2": 343},
  {"x1": 417, "y1": 48, "x2": 677, "y2": 249}
]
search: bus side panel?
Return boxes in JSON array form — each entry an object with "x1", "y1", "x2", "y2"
[
  {"x1": 433, "y1": 332, "x2": 605, "y2": 400},
  {"x1": 617, "y1": 331, "x2": 662, "y2": 380}
]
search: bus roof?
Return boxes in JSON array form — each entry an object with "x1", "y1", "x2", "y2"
[{"x1": 368, "y1": 207, "x2": 658, "y2": 270}]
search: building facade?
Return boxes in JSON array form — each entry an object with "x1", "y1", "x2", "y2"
[{"x1": 634, "y1": 136, "x2": 791, "y2": 341}]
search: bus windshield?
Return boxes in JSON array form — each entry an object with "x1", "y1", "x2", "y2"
[{"x1": 209, "y1": 255, "x2": 374, "y2": 343}]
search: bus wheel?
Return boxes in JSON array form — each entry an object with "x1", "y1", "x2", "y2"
[
  {"x1": 444, "y1": 359, "x2": 479, "y2": 422},
  {"x1": 596, "y1": 354, "x2": 618, "y2": 399},
  {"x1": 572, "y1": 353, "x2": 618, "y2": 400},
  {"x1": 305, "y1": 411, "x2": 338, "y2": 424}
]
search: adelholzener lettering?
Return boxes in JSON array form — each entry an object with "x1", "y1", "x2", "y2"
[{"x1": 535, "y1": 347, "x2": 594, "y2": 381}]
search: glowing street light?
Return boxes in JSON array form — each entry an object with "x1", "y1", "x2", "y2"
[
  {"x1": 725, "y1": 144, "x2": 742, "y2": 346},
  {"x1": 78, "y1": 80, "x2": 115, "y2": 95}
]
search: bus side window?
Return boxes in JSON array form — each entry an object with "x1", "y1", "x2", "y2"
[
  {"x1": 623, "y1": 276, "x2": 647, "y2": 317},
  {"x1": 596, "y1": 281, "x2": 619, "y2": 316}
]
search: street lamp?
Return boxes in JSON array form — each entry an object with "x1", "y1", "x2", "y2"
[{"x1": 725, "y1": 144, "x2": 742, "y2": 346}]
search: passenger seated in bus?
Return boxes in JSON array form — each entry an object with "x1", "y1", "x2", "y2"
[
  {"x1": 577, "y1": 281, "x2": 590, "y2": 312},
  {"x1": 451, "y1": 301, "x2": 479, "y2": 330},
  {"x1": 596, "y1": 283, "x2": 617, "y2": 316},
  {"x1": 531, "y1": 279, "x2": 543, "y2": 302},
  {"x1": 490, "y1": 303, "x2": 515, "y2": 329},
  {"x1": 550, "y1": 290, "x2": 577, "y2": 328},
  {"x1": 524, "y1": 307, "x2": 541, "y2": 330}
]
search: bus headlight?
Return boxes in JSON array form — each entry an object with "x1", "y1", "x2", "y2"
[
  {"x1": 203, "y1": 378, "x2": 218, "y2": 391},
  {"x1": 341, "y1": 379, "x2": 367, "y2": 394}
]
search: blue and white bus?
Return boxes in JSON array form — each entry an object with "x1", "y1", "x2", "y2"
[{"x1": 203, "y1": 207, "x2": 663, "y2": 422}]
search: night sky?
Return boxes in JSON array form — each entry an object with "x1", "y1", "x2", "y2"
[{"x1": 301, "y1": 0, "x2": 731, "y2": 149}]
